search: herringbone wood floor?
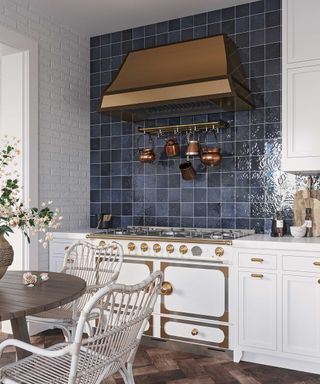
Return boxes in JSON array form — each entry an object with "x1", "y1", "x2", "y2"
[{"x1": 0, "y1": 330, "x2": 319, "y2": 384}]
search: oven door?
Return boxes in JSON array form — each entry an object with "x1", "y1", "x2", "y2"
[{"x1": 160, "y1": 261, "x2": 228, "y2": 322}]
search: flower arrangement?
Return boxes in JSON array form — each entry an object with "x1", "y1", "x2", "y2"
[{"x1": 0, "y1": 137, "x2": 62, "y2": 247}]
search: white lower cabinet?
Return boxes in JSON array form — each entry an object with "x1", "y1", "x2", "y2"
[
  {"x1": 283, "y1": 274, "x2": 320, "y2": 357},
  {"x1": 239, "y1": 271, "x2": 277, "y2": 351},
  {"x1": 235, "y1": 246, "x2": 320, "y2": 374}
]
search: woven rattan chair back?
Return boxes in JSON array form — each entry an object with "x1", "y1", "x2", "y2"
[
  {"x1": 68, "y1": 271, "x2": 162, "y2": 384},
  {"x1": 62, "y1": 240, "x2": 123, "y2": 312}
]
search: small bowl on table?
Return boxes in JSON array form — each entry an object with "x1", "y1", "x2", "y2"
[{"x1": 290, "y1": 226, "x2": 307, "y2": 238}]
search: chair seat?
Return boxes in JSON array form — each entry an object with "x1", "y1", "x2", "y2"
[
  {"x1": 29, "y1": 307, "x2": 79, "y2": 324},
  {"x1": 0, "y1": 344, "x2": 112, "y2": 384}
]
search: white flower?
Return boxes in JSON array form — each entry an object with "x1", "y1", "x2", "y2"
[{"x1": 40, "y1": 273, "x2": 49, "y2": 281}]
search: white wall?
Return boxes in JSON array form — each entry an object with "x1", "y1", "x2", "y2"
[
  {"x1": 0, "y1": 1, "x2": 90, "y2": 269},
  {"x1": 0, "y1": 51, "x2": 24, "y2": 270}
]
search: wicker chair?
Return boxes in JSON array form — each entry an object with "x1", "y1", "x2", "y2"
[
  {"x1": 27, "y1": 240, "x2": 124, "y2": 341},
  {"x1": 0, "y1": 271, "x2": 162, "y2": 384}
]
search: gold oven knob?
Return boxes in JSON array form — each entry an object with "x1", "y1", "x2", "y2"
[
  {"x1": 141, "y1": 243, "x2": 148, "y2": 252},
  {"x1": 153, "y1": 243, "x2": 161, "y2": 253},
  {"x1": 99, "y1": 241, "x2": 106, "y2": 247},
  {"x1": 128, "y1": 242, "x2": 136, "y2": 252},
  {"x1": 166, "y1": 244, "x2": 174, "y2": 254},
  {"x1": 179, "y1": 245, "x2": 188, "y2": 255},
  {"x1": 191, "y1": 328, "x2": 199, "y2": 336},
  {"x1": 160, "y1": 281, "x2": 173, "y2": 296},
  {"x1": 215, "y1": 246, "x2": 224, "y2": 257}
]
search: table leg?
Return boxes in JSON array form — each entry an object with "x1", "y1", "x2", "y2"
[{"x1": 10, "y1": 317, "x2": 32, "y2": 360}]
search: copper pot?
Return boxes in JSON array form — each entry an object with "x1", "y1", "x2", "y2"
[
  {"x1": 139, "y1": 148, "x2": 156, "y2": 163},
  {"x1": 179, "y1": 161, "x2": 197, "y2": 180},
  {"x1": 201, "y1": 147, "x2": 221, "y2": 167},
  {"x1": 165, "y1": 138, "x2": 180, "y2": 157},
  {"x1": 186, "y1": 140, "x2": 200, "y2": 156}
]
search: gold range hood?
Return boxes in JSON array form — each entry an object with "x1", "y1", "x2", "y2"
[{"x1": 99, "y1": 34, "x2": 255, "y2": 122}]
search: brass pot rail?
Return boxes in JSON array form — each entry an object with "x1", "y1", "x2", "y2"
[{"x1": 137, "y1": 120, "x2": 228, "y2": 136}]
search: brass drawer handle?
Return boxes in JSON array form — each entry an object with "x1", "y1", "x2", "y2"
[
  {"x1": 251, "y1": 273, "x2": 264, "y2": 279},
  {"x1": 314, "y1": 261, "x2": 320, "y2": 266},
  {"x1": 160, "y1": 281, "x2": 173, "y2": 296},
  {"x1": 191, "y1": 328, "x2": 199, "y2": 336},
  {"x1": 251, "y1": 257, "x2": 264, "y2": 263}
]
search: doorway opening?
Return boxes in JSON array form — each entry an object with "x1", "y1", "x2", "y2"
[{"x1": 0, "y1": 27, "x2": 38, "y2": 272}]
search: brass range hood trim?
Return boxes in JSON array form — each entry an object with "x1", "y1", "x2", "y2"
[
  {"x1": 99, "y1": 34, "x2": 255, "y2": 121},
  {"x1": 101, "y1": 78, "x2": 232, "y2": 109}
]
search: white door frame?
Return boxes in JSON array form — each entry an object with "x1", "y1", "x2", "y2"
[{"x1": 0, "y1": 25, "x2": 39, "y2": 270}]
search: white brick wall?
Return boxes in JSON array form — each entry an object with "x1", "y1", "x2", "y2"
[{"x1": 0, "y1": 0, "x2": 90, "y2": 268}]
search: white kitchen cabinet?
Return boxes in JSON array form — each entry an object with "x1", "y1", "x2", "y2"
[
  {"x1": 234, "y1": 238, "x2": 320, "y2": 375},
  {"x1": 238, "y1": 271, "x2": 277, "y2": 351},
  {"x1": 282, "y1": 0, "x2": 320, "y2": 172},
  {"x1": 283, "y1": 274, "x2": 320, "y2": 357}
]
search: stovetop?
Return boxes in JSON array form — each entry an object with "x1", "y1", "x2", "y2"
[{"x1": 89, "y1": 226, "x2": 255, "y2": 241}]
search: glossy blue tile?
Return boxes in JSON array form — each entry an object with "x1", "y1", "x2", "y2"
[{"x1": 90, "y1": 1, "x2": 286, "y2": 233}]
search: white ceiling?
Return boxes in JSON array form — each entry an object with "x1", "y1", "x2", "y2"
[{"x1": 27, "y1": 0, "x2": 254, "y2": 37}]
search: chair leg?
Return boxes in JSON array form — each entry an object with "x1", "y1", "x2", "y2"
[
  {"x1": 119, "y1": 364, "x2": 135, "y2": 384},
  {"x1": 126, "y1": 363, "x2": 135, "y2": 384}
]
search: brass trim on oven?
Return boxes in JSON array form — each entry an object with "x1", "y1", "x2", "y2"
[
  {"x1": 144, "y1": 316, "x2": 153, "y2": 336},
  {"x1": 86, "y1": 233, "x2": 232, "y2": 246},
  {"x1": 160, "y1": 317, "x2": 229, "y2": 349},
  {"x1": 160, "y1": 262, "x2": 229, "y2": 322}
]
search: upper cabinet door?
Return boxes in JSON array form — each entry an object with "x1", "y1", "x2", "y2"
[
  {"x1": 282, "y1": 0, "x2": 320, "y2": 172},
  {"x1": 285, "y1": 0, "x2": 320, "y2": 64}
]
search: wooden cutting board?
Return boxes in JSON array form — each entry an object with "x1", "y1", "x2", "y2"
[{"x1": 294, "y1": 190, "x2": 320, "y2": 236}]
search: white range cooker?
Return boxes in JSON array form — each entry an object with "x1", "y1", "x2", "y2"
[{"x1": 86, "y1": 226, "x2": 254, "y2": 350}]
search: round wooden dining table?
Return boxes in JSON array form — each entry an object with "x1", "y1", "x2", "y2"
[{"x1": 0, "y1": 271, "x2": 86, "y2": 359}]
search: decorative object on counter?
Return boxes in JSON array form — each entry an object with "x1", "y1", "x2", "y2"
[
  {"x1": 270, "y1": 213, "x2": 277, "y2": 237},
  {"x1": 294, "y1": 176, "x2": 320, "y2": 237},
  {"x1": 23, "y1": 272, "x2": 49, "y2": 287},
  {"x1": 179, "y1": 160, "x2": 197, "y2": 180},
  {"x1": 290, "y1": 225, "x2": 307, "y2": 238},
  {"x1": 96, "y1": 213, "x2": 112, "y2": 230},
  {"x1": 276, "y1": 210, "x2": 284, "y2": 237},
  {"x1": 138, "y1": 134, "x2": 156, "y2": 163},
  {"x1": 0, "y1": 138, "x2": 62, "y2": 280},
  {"x1": 305, "y1": 208, "x2": 313, "y2": 237},
  {"x1": 164, "y1": 137, "x2": 180, "y2": 157}
]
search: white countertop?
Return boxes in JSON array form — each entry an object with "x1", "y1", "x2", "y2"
[
  {"x1": 233, "y1": 234, "x2": 320, "y2": 251},
  {"x1": 50, "y1": 229, "x2": 92, "y2": 239}
]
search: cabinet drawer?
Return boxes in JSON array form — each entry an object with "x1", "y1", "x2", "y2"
[
  {"x1": 160, "y1": 317, "x2": 228, "y2": 349},
  {"x1": 239, "y1": 253, "x2": 277, "y2": 270},
  {"x1": 283, "y1": 255, "x2": 320, "y2": 273}
]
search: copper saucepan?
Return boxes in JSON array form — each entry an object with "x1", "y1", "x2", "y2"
[{"x1": 201, "y1": 146, "x2": 221, "y2": 167}]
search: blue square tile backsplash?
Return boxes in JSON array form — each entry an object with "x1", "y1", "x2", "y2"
[{"x1": 89, "y1": 0, "x2": 315, "y2": 233}]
